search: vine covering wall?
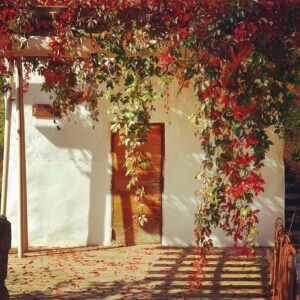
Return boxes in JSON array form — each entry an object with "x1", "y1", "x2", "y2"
[{"x1": 0, "y1": 1, "x2": 300, "y2": 268}]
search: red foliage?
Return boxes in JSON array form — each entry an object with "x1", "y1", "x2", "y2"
[
  {"x1": 159, "y1": 49, "x2": 176, "y2": 71},
  {"x1": 0, "y1": 0, "x2": 299, "y2": 291}
]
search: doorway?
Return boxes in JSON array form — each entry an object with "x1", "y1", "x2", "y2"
[{"x1": 111, "y1": 124, "x2": 164, "y2": 245}]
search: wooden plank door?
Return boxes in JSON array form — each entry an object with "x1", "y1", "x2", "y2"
[{"x1": 111, "y1": 124, "x2": 164, "y2": 245}]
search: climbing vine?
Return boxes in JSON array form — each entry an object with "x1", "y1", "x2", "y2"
[{"x1": 1, "y1": 0, "x2": 300, "y2": 286}]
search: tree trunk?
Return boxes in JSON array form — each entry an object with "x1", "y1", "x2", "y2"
[{"x1": 0, "y1": 216, "x2": 11, "y2": 300}]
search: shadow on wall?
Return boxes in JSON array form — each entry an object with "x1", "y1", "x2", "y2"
[
  {"x1": 22, "y1": 83, "x2": 112, "y2": 246},
  {"x1": 34, "y1": 116, "x2": 111, "y2": 246}
]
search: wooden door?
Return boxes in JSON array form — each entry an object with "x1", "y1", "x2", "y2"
[{"x1": 111, "y1": 124, "x2": 164, "y2": 245}]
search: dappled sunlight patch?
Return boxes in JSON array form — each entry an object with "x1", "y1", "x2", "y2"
[{"x1": 6, "y1": 245, "x2": 271, "y2": 299}]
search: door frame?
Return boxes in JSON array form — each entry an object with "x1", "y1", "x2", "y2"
[{"x1": 110, "y1": 122, "x2": 165, "y2": 244}]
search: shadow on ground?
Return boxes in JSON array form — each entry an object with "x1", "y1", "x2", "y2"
[{"x1": 7, "y1": 246, "x2": 271, "y2": 300}]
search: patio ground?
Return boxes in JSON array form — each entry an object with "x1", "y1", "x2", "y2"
[{"x1": 7, "y1": 245, "x2": 271, "y2": 299}]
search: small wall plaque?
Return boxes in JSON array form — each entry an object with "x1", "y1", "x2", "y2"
[{"x1": 32, "y1": 104, "x2": 60, "y2": 119}]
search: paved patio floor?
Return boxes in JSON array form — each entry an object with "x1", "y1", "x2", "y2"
[{"x1": 7, "y1": 245, "x2": 271, "y2": 299}]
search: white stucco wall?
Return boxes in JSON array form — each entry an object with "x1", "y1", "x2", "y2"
[{"x1": 6, "y1": 72, "x2": 284, "y2": 248}]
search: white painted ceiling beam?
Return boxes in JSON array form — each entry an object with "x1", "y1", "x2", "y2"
[
  {"x1": 8, "y1": 36, "x2": 105, "y2": 58},
  {"x1": 6, "y1": 36, "x2": 169, "y2": 59}
]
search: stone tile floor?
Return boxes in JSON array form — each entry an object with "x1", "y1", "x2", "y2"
[{"x1": 6, "y1": 245, "x2": 271, "y2": 299}]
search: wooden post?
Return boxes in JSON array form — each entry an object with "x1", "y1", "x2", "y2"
[
  {"x1": 0, "y1": 63, "x2": 13, "y2": 299},
  {"x1": 16, "y1": 58, "x2": 28, "y2": 257},
  {"x1": 0, "y1": 63, "x2": 14, "y2": 217}
]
